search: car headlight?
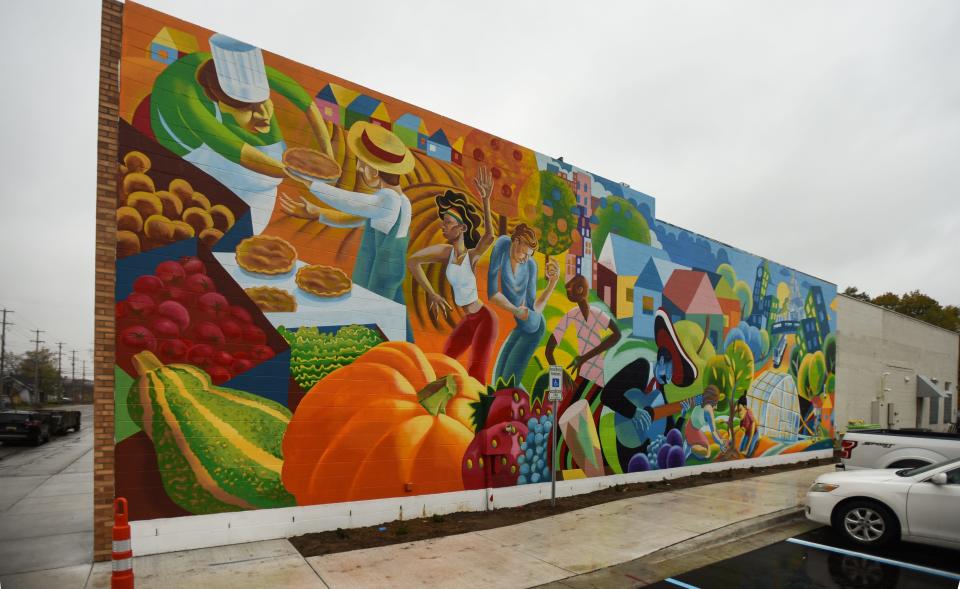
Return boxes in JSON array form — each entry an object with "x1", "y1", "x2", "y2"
[{"x1": 809, "y1": 482, "x2": 839, "y2": 493}]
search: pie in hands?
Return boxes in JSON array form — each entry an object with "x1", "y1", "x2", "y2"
[
  {"x1": 235, "y1": 235, "x2": 297, "y2": 275},
  {"x1": 245, "y1": 286, "x2": 297, "y2": 312},
  {"x1": 295, "y1": 264, "x2": 351, "y2": 298},
  {"x1": 283, "y1": 148, "x2": 342, "y2": 181}
]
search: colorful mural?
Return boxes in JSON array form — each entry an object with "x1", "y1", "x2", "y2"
[{"x1": 114, "y1": 2, "x2": 837, "y2": 520}]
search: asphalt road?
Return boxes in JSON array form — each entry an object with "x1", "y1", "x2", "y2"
[
  {"x1": 0, "y1": 404, "x2": 94, "y2": 578},
  {"x1": 647, "y1": 525, "x2": 960, "y2": 589}
]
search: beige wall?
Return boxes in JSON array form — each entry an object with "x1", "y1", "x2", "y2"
[{"x1": 836, "y1": 295, "x2": 958, "y2": 431}]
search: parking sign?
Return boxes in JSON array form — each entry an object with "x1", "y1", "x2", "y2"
[{"x1": 548, "y1": 365, "x2": 562, "y2": 401}]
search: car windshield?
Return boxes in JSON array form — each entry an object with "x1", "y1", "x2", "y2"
[{"x1": 896, "y1": 458, "x2": 960, "y2": 477}]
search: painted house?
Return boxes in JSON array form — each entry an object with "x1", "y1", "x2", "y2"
[
  {"x1": 314, "y1": 83, "x2": 360, "y2": 128},
  {"x1": 632, "y1": 258, "x2": 663, "y2": 336},
  {"x1": 661, "y1": 270, "x2": 724, "y2": 349},
  {"x1": 149, "y1": 27, "x2": 197, "y2": 64},
  {"x1": 597, "y1": 234, "x2": 671, "y2": 319},
  {"x1": 451, "y1": 136, "x2": 464, "y2": 165},
  {"x1": 394, "y1": 113, "x2": 428, "y2": 149},
  {"x1": 426, "y1": 129, "x2": 452, "y2": 162},
  {"x1": 345, "y1": 94, "x2": 391, "y2": 131}
]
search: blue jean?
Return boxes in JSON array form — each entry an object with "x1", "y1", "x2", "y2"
[{"x1": 493, "y1": 319, "x2": 545, "y2": 387}]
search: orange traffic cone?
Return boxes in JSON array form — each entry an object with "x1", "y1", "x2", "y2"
[{"x1": 111, "y1": 497, "x2": 134, "y2": 589}]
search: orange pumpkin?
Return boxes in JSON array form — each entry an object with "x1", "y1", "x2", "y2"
[{"x1": 281, "y1": 341, "x2": 484, "y2": 505}]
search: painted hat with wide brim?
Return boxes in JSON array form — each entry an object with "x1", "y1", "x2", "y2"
[
  {"x1": 346, "y1": 121, "x2": 416, "y2": 175},
  {"x1": 654, "y1": 308, "x2": 698, "y2": 387}
]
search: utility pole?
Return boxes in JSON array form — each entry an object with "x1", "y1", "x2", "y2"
[
  {"x1": 32, "y1": 329, "x2": 45, "y2": 406},
  {"x1": 70, "y1": 349, "x2": 77, "y2": 403},
  {"x1": 57, "y1": 342, "x2": 65, "y2": 402},
  {"x1": 81, "y1": 360, "x2": 87, "y2": 403},
  {"x1": 0, "y1": 309, "x2": 12, "y2": 403}
]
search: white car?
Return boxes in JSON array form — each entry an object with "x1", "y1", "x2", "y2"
[{"x1": 806, "y1": 457, "x2": 960, "y2": 550}]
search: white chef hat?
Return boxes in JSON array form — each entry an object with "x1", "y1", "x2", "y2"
[{"x1": 209, "y1": 34, "x2": 270, "y2": 104}]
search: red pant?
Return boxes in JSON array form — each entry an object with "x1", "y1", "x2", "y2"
[{"x1": 444, "y1": 305, "x2": 498, "y2": 383}]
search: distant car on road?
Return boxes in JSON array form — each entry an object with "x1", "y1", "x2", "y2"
[
  {"x1": 0, "y1": 410, "x2": 53, "y2": 445},
  {"x1": 838, "y1": 429, "x2": 960, "y2": 470},
  {"x1": 806, "y1": 457, "x2": 960, "y2": 550}
]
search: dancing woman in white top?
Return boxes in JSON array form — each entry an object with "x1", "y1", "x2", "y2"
[{"x1": 408, "y1": 167, "x2": 497, "y2": 382}]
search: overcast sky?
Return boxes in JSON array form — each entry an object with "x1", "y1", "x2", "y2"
[{"x1": 0, "y1": 0, "x2": 958, "y2": 361}]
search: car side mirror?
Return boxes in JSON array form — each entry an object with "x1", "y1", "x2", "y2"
[{"x1": 929, "y1": 473, "x2": 948, "y2": 485}]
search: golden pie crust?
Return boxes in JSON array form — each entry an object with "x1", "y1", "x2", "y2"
[
  {"x1": 283, "y1": 148, "x2": 342, "y2": 180},
  {"x1": 245, "y1": 286, "x2": 297, "y2": 312},
  {"x1": 295, "y1": 264, "x2": 351, "y2": 297},
  {"x1": 235, "y1": 235, "x2": 297, "y2": 275}
]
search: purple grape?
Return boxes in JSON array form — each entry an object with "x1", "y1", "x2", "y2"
[
  {"x1": 657, "y1": 444, "x2": 672, "y2": 469},
  {"x1": 627, "y1": 453, "x2": 651, "y2": 472},
  {"x1": 666, "y1": 428, "x2": 683, "y2": 447},
  {"x1": 666, "y1": 445, "x2": 686, "y2": 469}
]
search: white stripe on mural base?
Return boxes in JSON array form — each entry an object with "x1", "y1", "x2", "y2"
[
  {"x1": 786, "y1": 537, "x2": 960, "y2": 581},
  {"x1": 664, "y1": 578, "x2": 701, "y2": 589}
]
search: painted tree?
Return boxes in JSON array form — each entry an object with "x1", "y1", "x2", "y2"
[
  {"x1": 724, "y1": 340, "x2": 755, "y2": 455},
  {"x1": 533, "y1": 170, "x2": 577, "y2": 268},
  {"x1": 591, "y1": 195, "x2": 651, "y2": 257}
]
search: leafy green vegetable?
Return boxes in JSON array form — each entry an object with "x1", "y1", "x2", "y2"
[{"x1": 278, "y1": 325, "x2": 383, "y2": 390}]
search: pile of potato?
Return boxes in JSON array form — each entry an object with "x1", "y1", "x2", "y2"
[{"x1": 117, "y1": 151, "x2": 237, "y2": 257}]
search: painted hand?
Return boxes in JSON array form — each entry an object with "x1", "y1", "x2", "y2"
[
  {"x1": 632, "y1": 409, "x2": 652, "y2": 435},
  {"x1": 278, "y1": 193, "x2": 320, "y2": 220},
  {"x1": 545, "y1": 259, "x2": 560, "y2": 282},
  {"x1": 428, "y1": 292, "x2": 452, "y2": 319},
  {"x1": 515, "y1": 305, "x2": 530, "y2": 321},
  {"x1": 566, "y1": 355, "x2": 585, "y2": 374},
  {"x1": 473, "y1": 165, "x2": 493, "y2": 203}
]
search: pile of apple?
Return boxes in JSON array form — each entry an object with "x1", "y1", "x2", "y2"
[{"x1": 116, "y1": 256, "x2": 275, "y2": 383}]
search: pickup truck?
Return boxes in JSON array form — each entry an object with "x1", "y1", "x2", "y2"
[{"x1": 839, "y1": 429, "x2": 960, "y2": 470}]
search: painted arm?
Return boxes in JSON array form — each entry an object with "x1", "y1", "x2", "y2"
[
  {"x1": 544, "y1": 334, "x2": 559, "y2": 367},
  {"x1": 280, "y1": 181, "x2": 396, "y2": 221},
  {"x1": 468, "y1": 166, "x2": 495, "y2": 263},
  {"x1": 569, "y1": 319, "x2": 621, "y2": 373},
  {"x1": 533, "y1": 259, "x2": 560, "y2": 314},
  {"x1": 305, "y1": 102, "x2": 334, "y2": 158},
  {"x1": 407, "y1": 244, "x2": 453, "y2": 318},
  {"x1": 486, "y1": 238, "x2": 526, "y2": 318}
]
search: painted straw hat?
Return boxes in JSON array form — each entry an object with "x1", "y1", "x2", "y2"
[
  {"x1": 654, "y1": 308, "x2": 698, "y2": 387},
  {"x1": 346, "y1": 121, "x2": 415, "y2": 175}
]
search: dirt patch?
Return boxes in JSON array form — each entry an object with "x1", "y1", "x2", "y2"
[{"x1": 291, "y1": 457, "x2": 834, "y2": 558}]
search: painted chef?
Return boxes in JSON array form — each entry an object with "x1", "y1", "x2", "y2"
[{"x1": 150, "y1": 33, "x2": 333, "y2": 234}]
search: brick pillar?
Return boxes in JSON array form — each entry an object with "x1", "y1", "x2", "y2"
[{"x1": 93, "y1": 0, "x2": 123, "y2": 562}]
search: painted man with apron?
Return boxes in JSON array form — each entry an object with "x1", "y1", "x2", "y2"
[
  {"x1": 280, "y1": 122, "x2": 417, "y2": 341},
  {"x1": 150, "y1": 34, "x2": 333, "y2": 235}
]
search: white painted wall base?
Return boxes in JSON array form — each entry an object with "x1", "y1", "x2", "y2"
[{"x1": 129, "y1": 449, "x2": 833, "y2": 556}]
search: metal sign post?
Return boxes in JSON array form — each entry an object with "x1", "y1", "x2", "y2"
[{"x1": 548, "y1": 365, "x2": 563, "y2": 507}]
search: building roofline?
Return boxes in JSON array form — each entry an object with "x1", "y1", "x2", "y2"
[{"x1": 838, "y1": 293, "x2": 960, "y2": 338}]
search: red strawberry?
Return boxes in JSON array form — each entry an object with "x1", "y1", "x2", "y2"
[
  {"x1": 462, "y1": 421, "x2": 529, "y2": 489},
  {"x1": 485, "y1": 387, "x2": 531, "y2": 427}
]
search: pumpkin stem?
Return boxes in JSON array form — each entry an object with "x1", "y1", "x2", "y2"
[
  {"x1": 132, "y1": 351, "x2": 163, "y2": 377},
  {"x1": 418, "y1": 375, "x2": 458, "y2": 416}
]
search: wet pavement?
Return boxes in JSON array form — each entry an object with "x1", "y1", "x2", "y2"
[{"x1": 647, "y1": 526, "x2": 960, "y2": 589}]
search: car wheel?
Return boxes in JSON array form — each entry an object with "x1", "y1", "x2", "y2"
[{"x1": 834, "y1": 500, "x2": 899, "y2": 548}]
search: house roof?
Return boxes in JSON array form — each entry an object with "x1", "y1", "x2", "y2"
[
  {"x1": 152, "y1": 27, "x2": 198, "y2": 53},
  {"x1": 428, "y1": 129, "x2": 450, "y2": 146},
  {"x1": 634, "y1": 258, "x2": 663, "y2": 291},
  {"x1": 451, "y1": 136, "x2": 465, "y2": 152},
  {"x1": 395, "y1": 113, "x2": 428, "y2": 133},
  {"x1": 663, "y1": 270, "x2": 723, "y2": 315},
  {"x1": 316, "y1": 83, "x2": 360, "y2": 107},
  {"x1": 348, "y1": 95, "x2": 391, "y2": 122},
  {"x1": 598, "y1": 233, "x2": 670, "y2": 276}
]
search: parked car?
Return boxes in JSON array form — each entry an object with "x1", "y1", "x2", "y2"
[
  {"x1": 0, "y1": 410, "x2": 53, "y2": 445},
  {"x1": 838, "y1": 429, "x2": 960, "y2": 470},
  {"x1": 806, "y1": 457, "x2": 960, "y2": 549}
]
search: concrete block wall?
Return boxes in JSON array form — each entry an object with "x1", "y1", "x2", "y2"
[{"x1": 836, "y1": 294, "x2": 959, "y2": 431}]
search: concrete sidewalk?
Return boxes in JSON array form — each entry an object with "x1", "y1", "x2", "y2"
[{"x1": 11, "y1": 463, "x2": 830, "y2": 589}]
